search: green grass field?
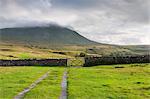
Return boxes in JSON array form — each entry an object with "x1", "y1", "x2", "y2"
[
  {"x1": 0, "y1": 66, "x2": 64, "y2": 99},
  {"x1": 0, "y1": 64, "x2": 149, "y2": 99},
  {"x1": 68, "y1": 64, "x2": 150, "y2": 99},
  {"x1": 24, "y1": 68, "x2": 64, "y2": 99}
]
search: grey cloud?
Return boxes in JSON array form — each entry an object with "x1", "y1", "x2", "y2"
[
  {"x1": 0, "y1": 0, "x2": 149, "y2": 45},
  {"x1": 0, "y1": 16, "x2": 51, "y2": 28},
  {"x1": 16, "y1": 0, "x2": 52, "y2": 11},
  {"x1": 51, "y1": 0, "x2": 99, "y2": 8},
  {"x1": 119, "y1": 37, "x2": 142, "y2": 45},
  {"x1": 1, "y1": 0, "x2": 148, "y2": 24},
  {"x1": 52, "y1": 0, "x2": 149, "y2": 24},
  {"x1": 0, "y1": 0, "x2": 52, "y2": 18},
  {"x1": 0, "y1": 0, "x2": 51, "y2": 8}
]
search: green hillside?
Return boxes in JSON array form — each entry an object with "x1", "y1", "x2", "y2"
[
  {"x1": 0, "y1": 25, "x2": 149, "y2": 59},
  {"x1": 0, "y1": 25, "x2": 98, "y2": 47}
]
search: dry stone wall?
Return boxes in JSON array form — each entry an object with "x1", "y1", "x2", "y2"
[
  {"x1": 0, "y1": 59, "x2": 67, "y2": 66},
  {"x1": 84, "y1": 55, "x2": 150, "y2": 66}
]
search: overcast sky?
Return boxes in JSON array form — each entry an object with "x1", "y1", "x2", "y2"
[{"x1": 0, "y1": 0, "x2": 149, "y2": 45}]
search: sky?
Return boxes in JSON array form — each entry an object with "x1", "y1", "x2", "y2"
[{"x1": 0, "y1": 0, "x2": 149, "y2": 45}]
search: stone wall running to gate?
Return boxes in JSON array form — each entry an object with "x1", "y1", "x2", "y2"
[
  {"x1": 84, "y1": 55, "x2": 150, "y2": 66},
  {"x1": 0, "y1": 59, "x2": 67, "y2": 66}
]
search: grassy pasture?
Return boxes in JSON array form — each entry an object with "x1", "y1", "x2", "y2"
[
  {"x1": 0, "y1": 66, "x2": 64, "y2": 99},
  {"x1": 68, "y1": 64, "x2": 150, "y2": 99},
  {"x1": 0, "y1": 64, "x2": 149, "y2": 99},
  {"x1": 0, "y1": 43, "x2": 73, "y2": 60},
  {"x1": 24, "y1": 68, "x2": 64, "y2": 99},
  {"x1": 1, "y1": 42, "x2": 149, "y2": 60}
]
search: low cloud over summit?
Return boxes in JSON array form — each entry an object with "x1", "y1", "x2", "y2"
[{"x1": 0, "y1": 0, "x2": 149, "y2": 45}]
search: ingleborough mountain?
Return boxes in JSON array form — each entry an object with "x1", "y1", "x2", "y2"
[{"x1": 0, "y1": 25, "x2": 98, "y2": 46}]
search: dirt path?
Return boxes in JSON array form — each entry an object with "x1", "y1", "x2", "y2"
[
  {"x1": 60, "y1": 70, "x2": 68, "y2": 99},
  {"x1": 14, "y1": 71, "x2": 50, "y2": 99}
]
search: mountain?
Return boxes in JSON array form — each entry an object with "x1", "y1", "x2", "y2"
[
  {"x1": 0, "y1": 25, "x2": 98, "y2": 47},
  {"x1": 0, "y1": 25, "x2": 149, "y2": 57}
]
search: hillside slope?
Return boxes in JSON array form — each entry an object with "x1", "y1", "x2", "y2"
[
  {"x1": 0, "y1": 25, "x2": 149, "y2": 58},
  {"x1": 0, "y1": 25, "x2": 98, "y2": 46}
]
